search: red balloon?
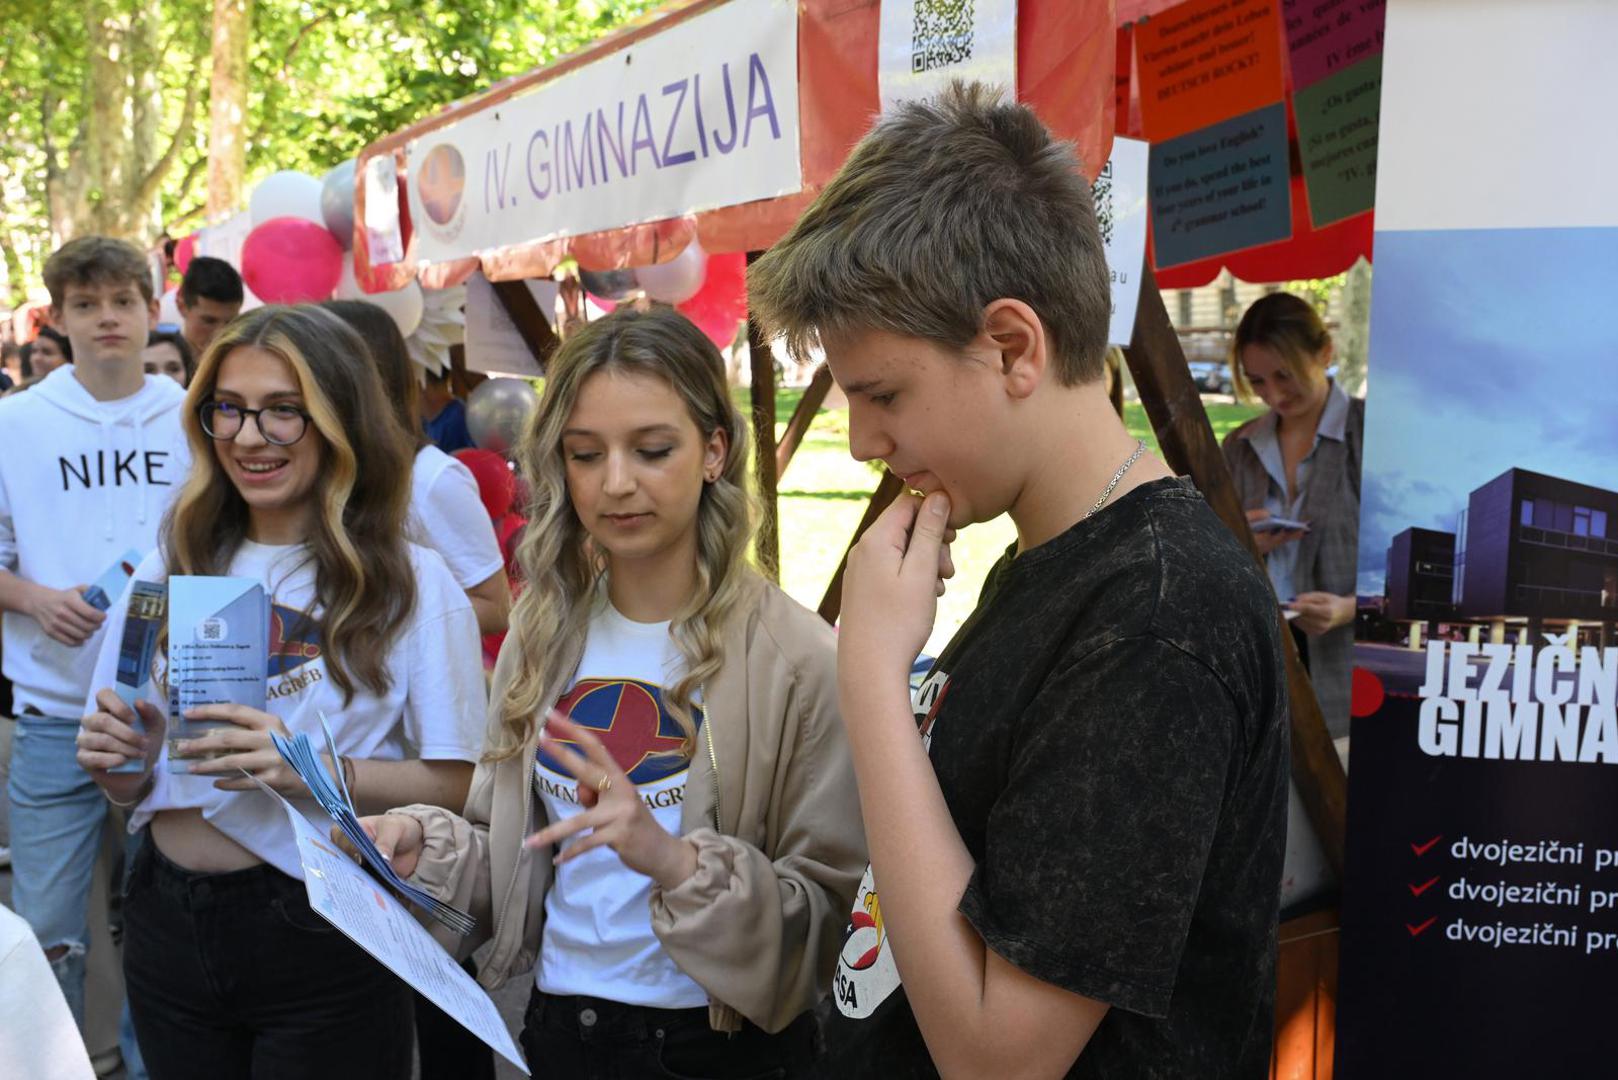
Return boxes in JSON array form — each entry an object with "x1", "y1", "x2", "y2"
[
  {"x1": 241, "y1": 217, "x2": 343, "y2": 303},
  {"x1": 676, "y1": 252, "x2": 748, "y2": 349},
  {"x1": 173, "y1": 234, "x2": 197, "y2": 275}
]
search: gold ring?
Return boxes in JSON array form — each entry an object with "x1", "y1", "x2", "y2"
[{"x1": 597, "y1": 774, "x2": 614, "y2": 795}]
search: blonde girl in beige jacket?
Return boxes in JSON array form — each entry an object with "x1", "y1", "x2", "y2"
[{"x1": 352, "y1": 307, "x2": 865, "y2": 1077}]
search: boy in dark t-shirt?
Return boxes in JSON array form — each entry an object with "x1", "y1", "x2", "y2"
[{"x1": 749, "y1": 83, "x2": 1288, "y2": 1078}]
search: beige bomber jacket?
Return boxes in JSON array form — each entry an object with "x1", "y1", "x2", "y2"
[{"x1": 393, "y1": 578, "x2": 868, "y2": 1034}]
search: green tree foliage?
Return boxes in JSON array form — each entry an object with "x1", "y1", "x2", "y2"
[{"x1": 0, "y1": 0, "x2": 654, "y2": 305}]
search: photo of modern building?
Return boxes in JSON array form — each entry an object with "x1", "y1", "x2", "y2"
[{"x1": 1379, "y1": 467, "x2": 1618, "y2": 648}]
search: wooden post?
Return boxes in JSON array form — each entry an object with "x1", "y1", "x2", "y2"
[
  {"x1": 446, "y1": 343, "x2": 485, "y2": 398},
  {"x1": 818, "y1": 471, "x2": 906, "y2": 624},
  {"x1": 746, "y1": 251, "x2": 781, "y2": 581},
  {"x1": 1124, "y1": 267, "x2": 1349, "y2": 876},
  {"x1": 490, "y1": 278, "x2": 560, "y2": 369},
  {"x1": 776, "y1": 364, "x2": 834, "y2": 479}
]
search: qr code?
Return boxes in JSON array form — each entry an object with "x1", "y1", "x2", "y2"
[
  {"x1": 1092, "y1": 160, "x2": 1115, "y2": 247},
  {"x1": 197, "y1": 617, "x2": 226, "y2": 642},
  {"x1": 912, "y1": 0, "x2": 975, "y2": 74}
]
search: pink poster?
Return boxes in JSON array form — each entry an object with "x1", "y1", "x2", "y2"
[{"x1": 1282, "y1": 0, "x2": 1385, "y2": 90}]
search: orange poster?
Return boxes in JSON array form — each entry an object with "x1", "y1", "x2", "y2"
[{"x1": 1135, "y1": 0, "x2": 1286, "y2": 143}]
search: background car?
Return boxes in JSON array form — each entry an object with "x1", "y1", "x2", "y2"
[{"x1": 1186, "y1": 360, "x2": 1234, "y2": 395}]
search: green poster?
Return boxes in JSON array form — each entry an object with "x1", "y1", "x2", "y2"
[{"x1": 1294, "y1": 54, "x2": 1382, "y2": 227}]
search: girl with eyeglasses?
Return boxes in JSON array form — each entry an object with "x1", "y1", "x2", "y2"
[
  {"x1": 73, "y1": 304, "x2": 487, "y2": 1080},
  {"x1": 350, "y1": 307, "x2": 866, "y2": 1077}
]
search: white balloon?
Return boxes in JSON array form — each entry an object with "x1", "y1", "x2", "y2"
[
  {"x1": 363, "y1": 280, "x2": 425, "y2": 338},
  {"x1": 636, "y1": 240, "x2": 707, "y2": 304},
  {"x1": 250, "y1": 170, "x2": 326, "y2": 227}
]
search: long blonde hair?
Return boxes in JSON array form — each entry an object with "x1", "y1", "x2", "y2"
[
  {"x1": 491, "y1": 307, "x2": 757, "y2": 760},
  {"x1": 166, "y1": 305, "x2": 417, "y2": 703}
]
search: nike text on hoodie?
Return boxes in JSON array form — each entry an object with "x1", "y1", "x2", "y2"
[{"x1": 0, "y1": 366, "x2": 191, "y2": 717}]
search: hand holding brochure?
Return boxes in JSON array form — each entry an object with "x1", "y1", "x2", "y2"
[{"x1": 271, "y1": 712, "x2": 475, "y2": 936}]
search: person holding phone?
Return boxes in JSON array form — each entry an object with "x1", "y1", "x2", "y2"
[{"x1": 1221, "y1": 291, "x2": 1363, "y2": 728}]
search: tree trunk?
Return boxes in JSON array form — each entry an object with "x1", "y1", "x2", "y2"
[
  {"x1": 83, "y1": 0, "x2": 132, "y2": 236},
  {"x1": 207, "y1": 0, "x2": 253, "y2": 217}
]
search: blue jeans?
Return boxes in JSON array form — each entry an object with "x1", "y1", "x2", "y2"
[
  {"x1": 7, "y1": 712, "x2": 149, "y2": 1076},
  {"x1": 6, "y1": 712, "x2": 108, "y2": 1025}
]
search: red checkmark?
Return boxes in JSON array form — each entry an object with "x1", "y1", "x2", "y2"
[
  {"x1": 1407, "y1": 916, "x2": 1438, "y2": 937},
  {"x1": 1410, "y1": 834, "x2": 1443, "y2": 857},
  {"x1": 1408, "y1": 876, "x2": 1440, "y2": 897}
]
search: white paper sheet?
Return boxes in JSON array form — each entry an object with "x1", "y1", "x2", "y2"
[{"x1": 268, "y1": 789, "x2": 528, "y2": 1073}]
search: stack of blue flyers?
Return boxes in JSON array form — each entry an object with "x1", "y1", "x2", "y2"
[{"x1": 272, "y1": 711, "x2": 475, "y2": 936}]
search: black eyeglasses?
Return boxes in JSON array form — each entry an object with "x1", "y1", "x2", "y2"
[{"x1": 199, "y1": 401, "x2": 312, "y2": 446}]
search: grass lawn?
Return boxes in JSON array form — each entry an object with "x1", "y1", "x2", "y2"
[{"x1": 736, "y1": 386, "x2": 1264, "y2": 657}]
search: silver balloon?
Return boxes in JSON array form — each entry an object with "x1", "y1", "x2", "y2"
[
  {"x1": 320, "y1": 159, "x2": 358, "y2": 249},
  {"x1": 466, "y1": 377, "x2": 540, "y2": 454}
]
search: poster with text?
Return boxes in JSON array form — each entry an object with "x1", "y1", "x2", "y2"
[{"x1": 1336, "y1": 4, "x2": 1618, "y2": 1076}]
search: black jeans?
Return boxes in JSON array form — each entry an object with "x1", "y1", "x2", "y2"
[
  {"x1": 122, "y1": 831, "x2": 414, "y2": 1080},
  {"x1": 415, "y1": 957, "x2": 495, "y2": 1080},
  {"x1": 521, "y1": 988, "x2": 820, "y2": 1080}
]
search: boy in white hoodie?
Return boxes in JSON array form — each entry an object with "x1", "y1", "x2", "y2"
[{"x1": 0, "y1": 236, "x2": 190, "y2": 1026}]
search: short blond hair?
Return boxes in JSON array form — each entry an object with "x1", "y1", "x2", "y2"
[{"x1": 748, "y1": 81, "x2": 1111, "y2": 385}]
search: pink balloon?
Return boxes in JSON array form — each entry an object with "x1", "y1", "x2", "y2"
[
  {"x1": 173, "y1": 234, "x2": 196, "y2": 275},
  {"x1": 677, "y1": 252, "x2": 748, "y2": 349},
  {"x1": 240, "y1": 217, "x2": 343, "y2": 304}
]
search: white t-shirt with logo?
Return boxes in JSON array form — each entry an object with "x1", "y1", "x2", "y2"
[
  {"x1": 409, "y1": 445, "x2": 505, "y2": 590},
  {"x1": 534, "y1": 596, "x2": 707, "y2": 1008},
  {"x1": 90, "y1": 539, "x2": 488, "y2": 879}
]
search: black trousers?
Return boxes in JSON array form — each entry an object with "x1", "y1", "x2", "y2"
[
  {"x1": 521, "y1": 987, "x2": 820, "y2": 1080},
  {"x1": 415, "y1": 958, "x2": 496, "y2": 1080},
  {"x1": 122, "y1": 832, "x2": 414, "y2": 1080}
]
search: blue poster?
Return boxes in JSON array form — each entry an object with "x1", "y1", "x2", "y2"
[{"x1": 1148, "y1": 101, "x2": 1291, "y2": 268}]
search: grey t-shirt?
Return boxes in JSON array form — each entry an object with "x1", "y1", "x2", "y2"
[{"x1": 819, "y1": 477, "x2": 1288, "y2": 1079}]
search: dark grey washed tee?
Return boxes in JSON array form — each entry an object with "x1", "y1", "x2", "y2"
[{"x1": 819, "y1": 477, "x2": 1288, "y2": 1080}]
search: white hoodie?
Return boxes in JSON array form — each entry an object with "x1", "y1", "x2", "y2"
[{"x1": 0, "y1": 366, "x2": 191, "y2": 717}]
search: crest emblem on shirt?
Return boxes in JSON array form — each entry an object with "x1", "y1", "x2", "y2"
[
  {"x1": 267, "y1": 603, "x2": 322, "y2": 677},
  {"x1": 539, "y1": 678, "x2": 697, "y2": 785}
]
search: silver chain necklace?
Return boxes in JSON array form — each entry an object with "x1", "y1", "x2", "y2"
[{"x1": 1084, "y1": 440, "x2": 1148, "y2": 519}]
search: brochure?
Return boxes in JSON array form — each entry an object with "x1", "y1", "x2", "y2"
[
  {"x1": 82, "y1": 549, "x2": 143, "y2": 612},
  {"x1": 272, "y1": 712, "x2": 475, "y2": 937},
  {"x1": 166, "y1": 576, "x2": 269, "y2": 773},
  {"x1": 108, "y1": 580, "x2": 167, "y2": 774}
]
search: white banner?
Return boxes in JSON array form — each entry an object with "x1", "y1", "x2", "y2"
[
  {"x1": 879, "y1": 0, "x2": 1017, "y2": 112},
  {"x1": 405, "y1": 0, "x2": 801, "y2": 266},
  {"x1": 196, "y1": 210, "x2": 253, "y2": 268},
  {"x1": 1096, "y1": 136, "x2": 1149, "y2": 346},
  {"x1": 194, "y1": 209, "x2": 263, "y2": 310}
]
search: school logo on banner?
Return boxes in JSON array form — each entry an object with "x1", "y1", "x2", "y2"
[{"x1": 416, "y1": 143, "x2": 468, "y2": 240}]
